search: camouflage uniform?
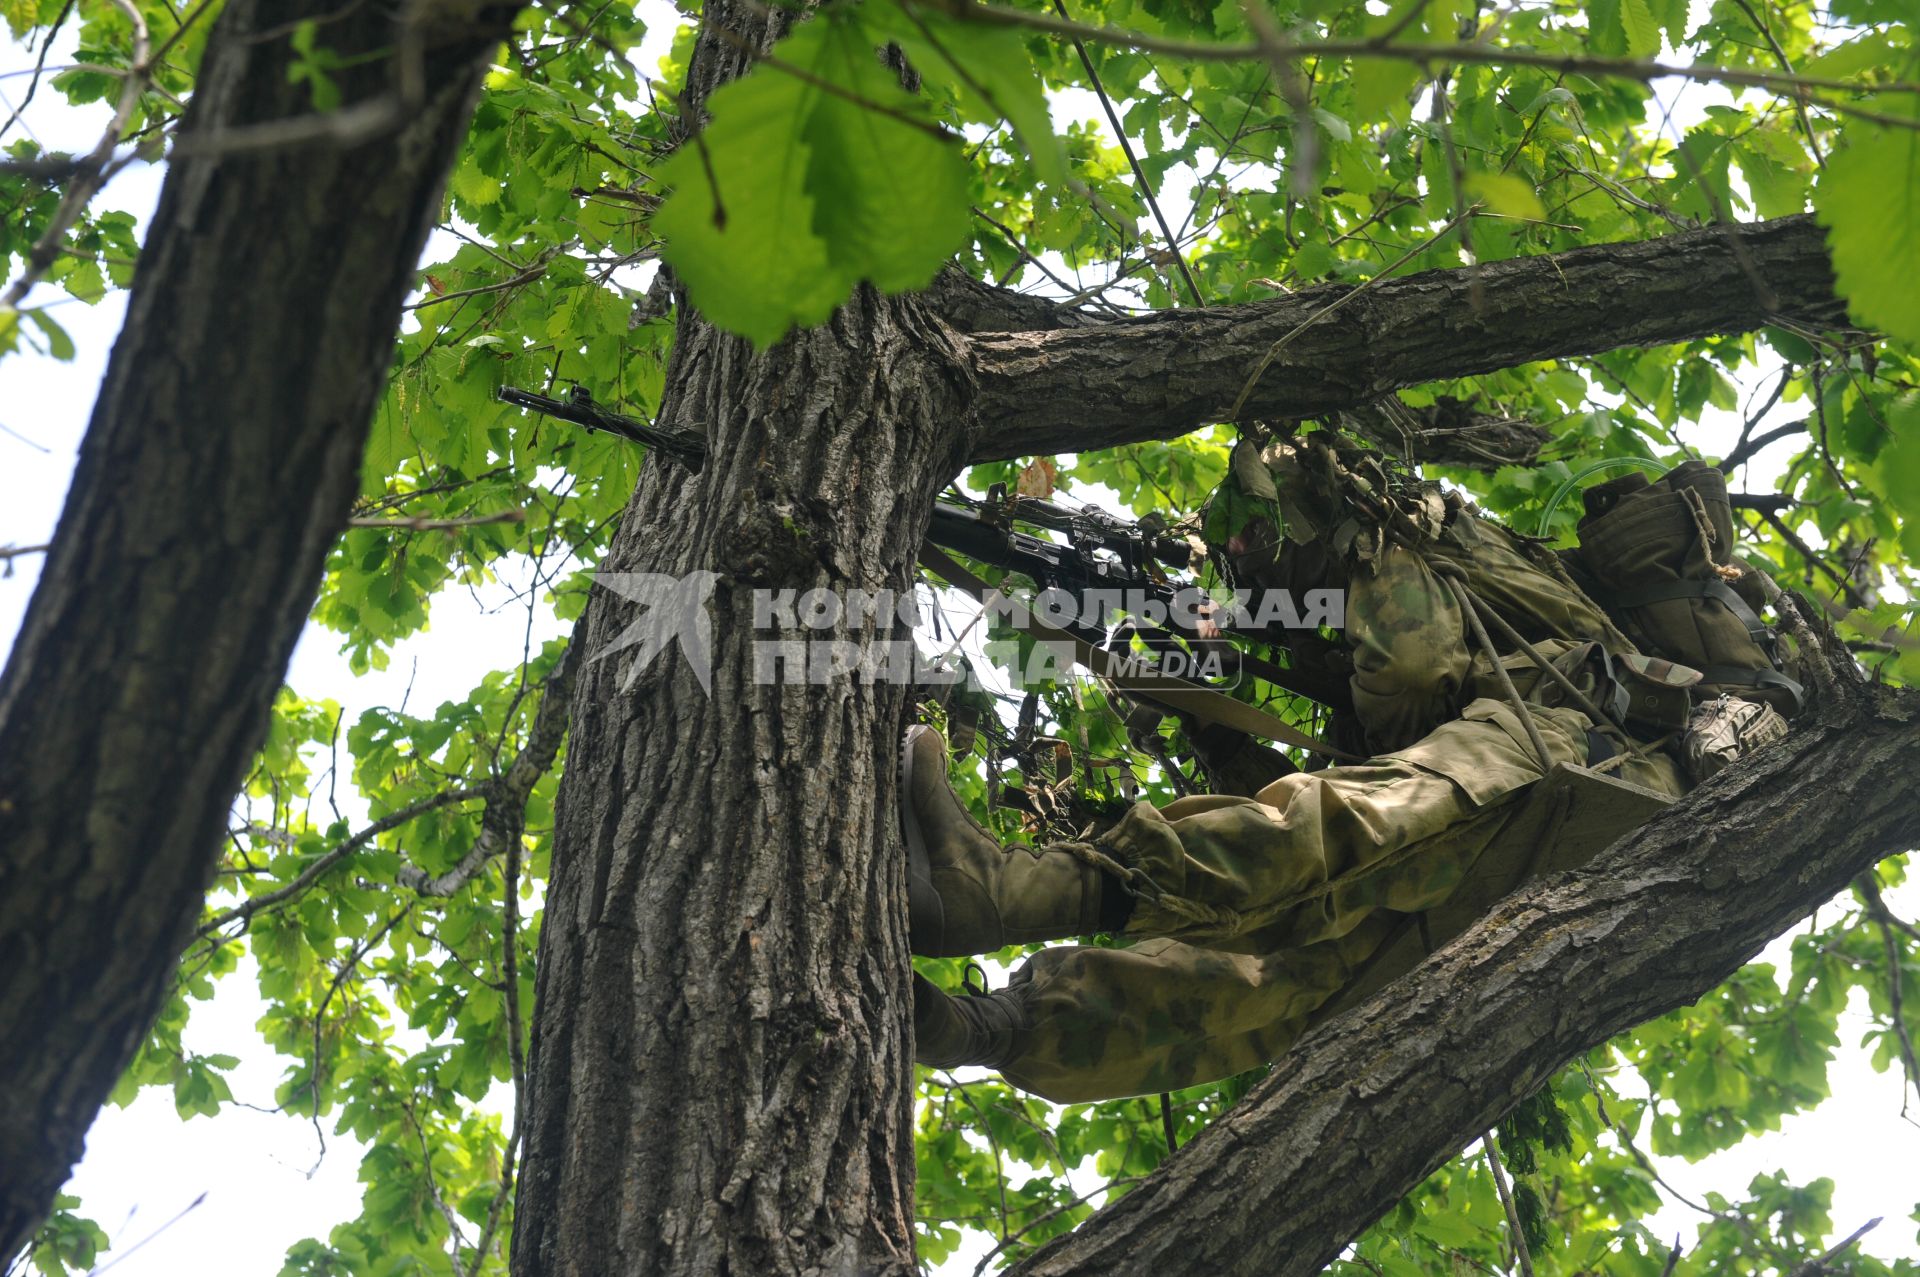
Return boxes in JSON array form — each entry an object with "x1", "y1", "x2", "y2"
[{"x1": 958, "y1": 486, "x2": 1689, "y2": 1104}]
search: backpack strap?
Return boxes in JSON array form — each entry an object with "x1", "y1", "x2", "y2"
[
  {"x1": 1697, "y1": 665, "x2": 1807, "y2": 716},
  {"x1": 1604, "y1": 577, "x2": 1769, "y2": 645}
]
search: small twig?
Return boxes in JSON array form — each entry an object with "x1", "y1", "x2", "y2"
[
  {"x1": 0, "y1": 543, "x2": 52, "y2": 561},
  {"x1": 0, "y1": 0, "x2": 77, "y2": 145},
  {"x1": 1226, "y1": 206, "x2": 1473, "y2": 420},
  {"x1": 1054, "y1": 0, "x2": 1204, "y2": 308},
  {"x1": 402, "y1": 1098, "x2": 473, "y2": 1277},
  {"x1": 86, "y1": 1191, "x2": 207, "y2": 1275},
  {"x1": 1237, "y1": 0, "x2": 1317, "y2": 198},
  {"x1": 1428, "y1": 64, "x2": 1480, "y2": 307},
  {"x1": 1728, "y1": 0, "x2": 1824, "y2": 168},
  {"x1": 470, "y1": 809, "x2": 529, "y2": 1272},
  {"x1": 1718, "y1": 418, "x2": 1807, "y2": 473},
  {"x1": 394, "y1": 642, "x2": 579, "y2": 896},
  {"x1": 347, "y1": 510, "x2": 527, "y2": 531},
  {"x1": 1482, "y1": 1132, "x2": 1535, "y2": 1277},
  {"x1": 405, "y1": 248, "x2": 560, "y2": 313},
  {"x1": 1, "y1": 0, "x2": 150, "y2": 309},
  {"x1": 194, "y1": 787, "x2": 487, "y2": 942},
  {"x1": 1859, "y1": 875, "x2": 1920, "y2": 1117},
  {"x1": 1370, "y1": 0, "x2": 1434, "y2": 46},
  {"x1": 1786, "y1": 1216, "x2": 1882, "y2": 1277},
  {"x1": 941, "y1": 1071, "x2": 1014, "y2": 1244},
  {"x1": 305, "y1": 904, "x2": 412, "y2": 1175},
  {"x1": 1581, "y1": 1060, "x2": 1766, "y2": 1242},
  {"x1": 965, "y1": 1175, "x2": 1149, "y2": 1277},
  {"x1": 1728, "y1": 492, "x2": 1795, "y2": 512},
  {"x1": 1756, "y1": 508, "x2": 1872, "y2": 610}
]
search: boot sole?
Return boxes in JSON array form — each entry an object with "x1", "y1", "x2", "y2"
[{"x1": 901, "y1": 726, "x2": 946, "y2": 953}]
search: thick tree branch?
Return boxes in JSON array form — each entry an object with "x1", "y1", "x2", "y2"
[
  {"x1": 930, "y1": 271, "x2": 1550, "y2": 469},
  {"x1": 1008, "y1": 679, "x2": 1920, "y2": 1277},
  {"x1": 968, "y1": 215, "x2": 1845, "y2": 461},
  {"x1": 924, "y1": 265, "x2": 1096, "y2": 334}
]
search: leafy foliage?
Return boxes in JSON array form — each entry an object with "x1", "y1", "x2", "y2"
[{"x1": 6, "y1": 0, "x2": 1920, "y2": 1273}]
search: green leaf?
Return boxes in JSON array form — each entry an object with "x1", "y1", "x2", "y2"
[
  {"x1": 1466, "y1": 172, "x2": 1546, "y2": 221},
  {"x1": 651, "y1": 75, "x2": 841, "y2": 344},
  {"x1": 1350, "y1": 58, "x2": 1423, "y2": 123},
  {"x1": 1617, "y1": 0, "x2": 1661, "y2": 57},
  {"x1": 25, "y1": 308, "x2": 74, "y2": 360},
  {"x1": 802, "y1": 20, "x2": 972, "y2": 291},
  {"x1": 651, "y1": 10, "x2": 969, "y2": 346},
  {"x1": 1737, "y1": 132, "x2": 1810, "y2": 219},
  {"x1": 1583, "y1": 0, "x2": 1629, "y2": 56},
  {"x1": 873, "y1": 6, "x2": 1068, "y2": 187},
  {"x1": 1291, "y1": 240, "x2": 1335, "y2": 280},
  {"x1": 1870, "y1": 395, "x2": 1920, "y2": 524},
  {"x1": 1816, "y1": 103, "x2": 1920, "y2": 343},
  {"x1": 449, "y1": 161, "x2": 504, "y2": 208}
]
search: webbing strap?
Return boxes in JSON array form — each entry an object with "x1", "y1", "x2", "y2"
[
  {"x1": 917, "y1": 543, "x2": 1360, "y2": 760},
  {"x1": 1606, "y1": 577, "x2": 1769, "y2": 645},
  {"x1": 1699, "y1": 664, "x2": 1808, "y2": 714},
  {"x1": 1602, "y1": 577, "x2": 1805, "y2": 712}
]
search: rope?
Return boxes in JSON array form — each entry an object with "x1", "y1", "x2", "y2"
[
  {"x1": 1431, "y1": 562, "x2": 1651, "y2": 760},
  {"x1": 1441, "y1": 573, "x2": 1559, "y2": 773}
]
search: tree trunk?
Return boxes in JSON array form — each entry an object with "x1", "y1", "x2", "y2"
[
  {"x1": 512, "y1": 287, "x2": 975, "y2": 1275},
  {"x1": 510, "y1": 16, "x2": 980, "y2": 1255},
  {"x1": 0, "y1": 0, "x2": 507, "y2": 1251},
  {"x1": 1007, "y1": 677, "x2": 1920, "y2": 1277}
]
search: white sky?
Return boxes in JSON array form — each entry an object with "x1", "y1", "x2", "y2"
[{"x1": 3, "y1": 7, "x2": 1918, "y2": 1275}]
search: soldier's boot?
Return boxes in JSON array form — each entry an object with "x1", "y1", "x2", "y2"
[
  {"x1": 912, "y1": 973, "x2": 1030, "y2": 1070},
  {"x1": 903, "y1": 725, "x2": 1112, "y2": 957}
]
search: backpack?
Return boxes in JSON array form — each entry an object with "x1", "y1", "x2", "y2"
[{"x1": 1564, "y1": 460, "x2": 1804, "y2": 717}]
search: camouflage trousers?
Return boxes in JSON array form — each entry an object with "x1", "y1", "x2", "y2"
[
  {"x1": 979, "y1": 521, "x2": 1684, "y2": 1104},
  {"x1": 991, "y1": 700, "x2": 1684, "y2": 1102}
]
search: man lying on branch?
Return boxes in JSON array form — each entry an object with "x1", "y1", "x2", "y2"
[{"x1": 908, "y1": 428, "x2": 1799, "y2": 1104}]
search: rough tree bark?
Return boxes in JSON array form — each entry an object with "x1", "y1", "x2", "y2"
[
  {"x1": 508, "y1": 13, "x2": 977, "y2": 1273},
  {"x1": 971, "y1": 215, "x2": 1843, "y2": 459},
  {"x1": 0, "y1": 0, "x2": 511, "y2": 1251}
]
